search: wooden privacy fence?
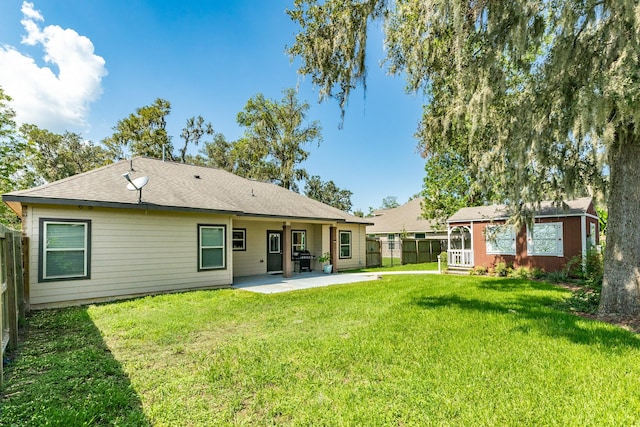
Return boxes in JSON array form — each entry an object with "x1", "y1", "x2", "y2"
[
  {"x1": 1, "y1": 224, "x2": 27, "y2": 387},
  {"x1": 401, "y1": 239, "x2": 442, "y2": 264},
  {"x1": 366, "y1": 238, "x2": 382, "y2": 268}
]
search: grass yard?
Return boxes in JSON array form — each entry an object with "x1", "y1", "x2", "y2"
[
  {"x1": 3, "y1": 274, "x2": 640, "y2": 426},
  {"x1": 354, "y1": 260, "x2": 442, "y2": 272}
]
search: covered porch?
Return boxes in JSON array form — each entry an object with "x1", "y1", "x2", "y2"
[
  {"x1": 231, "y1": 218, "x2": 367, "y2": 279},
  {"x1": 447, "y1": 224, "x2": 473, "y2": 268}
]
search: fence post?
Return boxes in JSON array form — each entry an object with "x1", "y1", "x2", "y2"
[
  {"x1": 6, "y1": 232, "x2": 18, "y2": 351},
  {"x1": 22, "y1": 236, "x2": 29, "y2": 313},
  {"x1": 1, "y1": 228, "x2": 5, "y2": 387},
  {"x1": 0, "y1": 228, "x2": 26, "y2": 387},
  {"x1": 13, "y1": 234, "x2": 25, "y2": 323}
]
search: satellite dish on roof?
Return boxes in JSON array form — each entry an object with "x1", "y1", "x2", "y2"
[
  {"x1": 125, "y1": 175, "x2": 149, "y2": 191},
  {"x1": 122, "y1": 172, "x2": 149, "y2": 203}
]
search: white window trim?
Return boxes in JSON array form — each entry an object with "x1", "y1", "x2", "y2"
[
  {"x1": 339, "y1": 230, "x2": 352, "y2": 259},
  {"x1": 527, "y1": 222, "x2": 564, "y2": 257},
  {"x1": 485, "y1": 224, "x2": 516, "y2": 255},
  {"x1": 292, "y1": 230, "x2": 306, "y2": 253},
  {"x1": 269, "y1": 233, "x2": 281, "y2": 254},
  {"x1": 41, "y1": 220, "x2": 90, "y2": 281},
  {"x1": 232, "y1": 228, "x2": 246, "y2": 251},
  {"x1": 198, "y1": 225, "x2": 227, "y2": 270}
]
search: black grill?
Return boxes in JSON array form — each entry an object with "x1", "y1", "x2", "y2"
[{"x1": 296, "y1": 250, "x2": 312, "y2": 272}]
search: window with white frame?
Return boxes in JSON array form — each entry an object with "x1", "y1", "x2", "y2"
[
  {"x1": 232, "y1": 228, "x2": 246, "y2": 251},
  {"x1": 589, "y1": 223, "x2": 596, "y2": 248},
  {"x1": 527, "y1": 222, "x2": 563, "y2": 257},
  {"x1": 198, "y1": 225, "x2": 226, "y2": 270},
  {"x1": 339, "y1": 230, "x2": 352, "y2": 258},
  {"x1": 39, "y1": 219, "x2": 91, "y2": 281},
  {"x1": 292, "y1": 230, "x2": 306, "y2": 253},
  {"x1": 485, "y1": 224, "x2": 516, "y2": 255}
]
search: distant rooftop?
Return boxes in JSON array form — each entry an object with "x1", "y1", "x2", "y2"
[{"x1": 366, "y1": 198, "x2": 444, "y2": 235}]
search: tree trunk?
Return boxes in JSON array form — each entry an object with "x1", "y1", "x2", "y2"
[{"x1": 598, "y1": 131, "x2": 640, "y2": 317}]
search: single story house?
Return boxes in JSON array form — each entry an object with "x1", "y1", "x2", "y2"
[
  {"x1": 2, "y1": 157, "x2": 372, "y2": 308},
  {"x1": 446, "y1": 197, "x2": 599, "y2": 272},
  {"x1": 366, "y1": 197, "x2": 447, "y2": 258}
]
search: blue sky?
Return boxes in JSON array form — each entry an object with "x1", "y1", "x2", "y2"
[{"x1": 0, "y1": 0, "x2": 428, "y2": 212}]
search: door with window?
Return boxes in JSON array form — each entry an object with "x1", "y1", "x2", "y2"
[{"x1": 267, "y1": 231, "x2": 283, "y2": 272}]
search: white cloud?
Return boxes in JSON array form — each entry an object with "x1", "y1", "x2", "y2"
[
  {"x1": 0, "y1": 1, "x2": 107, "y2": 132},
  {"x1": 20, "y1": 2, "x2": 43, "y2": 21}
]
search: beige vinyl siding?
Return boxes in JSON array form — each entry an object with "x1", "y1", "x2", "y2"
[
  {"x1": 336, "y1": 224, "x2": 367, "y2": 271},
  {"x1": 310, "y1": 224, "x2": 324, "y2": 271},
  {"x1": 231, "y1": 220, "x2": 325, "y2": 277},
  {"x1": 290, "y1": 222, "x2": 321, "y2": 271},
  {"x1": 27, "y1": 205, "x2": 233, "y2": 307},
  {"x1": 231, "y1": 219, "x2": 283, "y2": 277}
]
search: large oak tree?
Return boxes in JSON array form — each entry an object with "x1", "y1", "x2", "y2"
[
  {"x1": 102, "y1": 98, "x2": 173, "y2": 161},
  {"x1": 288, "y1": 0, "x2": 637, "y2": 317},
  {"x1": 304, "y1": 175, "x2": 353, "y2": 211},
  {"x1": 20, "y1": 124, "x2": 111, "y2": 184},
  {"x1": 205, "y1": 88, "x2": 322, "y2": 192},
  {"x1": 0, "y1": 87, "x2": 21, "y2": 227}
]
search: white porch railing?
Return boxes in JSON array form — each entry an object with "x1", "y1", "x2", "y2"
[{"x1": 448, "y1": 249, "x2": 473, "y2": 267}]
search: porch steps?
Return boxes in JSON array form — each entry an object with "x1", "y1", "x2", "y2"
[{"x1": 446, "y1": 266, "x2": 473, "y2": 275}]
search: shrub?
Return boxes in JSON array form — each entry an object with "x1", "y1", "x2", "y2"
[
  {"x1": 528, "y1": 267, "x2": 545, "y2": 280},
  {"x1": 494, "y1": 262, "x2": 508, "y2": 277},
  {"x1": 439, "y1": 251, "x2": 448, "y2": 264},
  {"x1": 584, "y1": 249, "x2": 603, "y2": 288},
  {"x1": 546, "y1": 270, "x2": 569, "y2": 283},
  {"x1": 564, "y1": 255, "x2": 584, "y2": 280},
  {"x1": 559, "y1": 287, "x2": 601, "y2": 314},
  {"x1": 470, "y1": 266, "x2": 488, "y2": 276},
  {"x1": 510, "y1": 266, "x2": 530, "y2": 280}
]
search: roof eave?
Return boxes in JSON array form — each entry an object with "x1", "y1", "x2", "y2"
[
  {"x1": 237, "y1": 211, "x2": 372, "y2": 225},
  {"x1": 1, "y1": 195, "x2": 244, "y2": 216},
  {"x1": 2, "y1": 195, "x2": 373, "y2": 224},
  {"x1": 447, "y1": 211, "x2": 589, "y2": 224}
]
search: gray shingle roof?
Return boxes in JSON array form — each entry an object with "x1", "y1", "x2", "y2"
[
  {"x1": 366, "y1": 198, "x2": 444, "y2": 235},
  {"x1": 447, "y1": 197, "x2": 594, "y2": 223},
  {"x1": 3, "y1": 157, "x2": 371, "y2": 224}
]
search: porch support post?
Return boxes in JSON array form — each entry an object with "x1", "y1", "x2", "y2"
[
  {"x1": 469, "y1": 222, "x2": 474, "y2": 267},
  {"x1": 581, "y1": 215, "x2": 587, "y2": 270},
  {"x1": 283, "y1": 223, "x2": 292, "y2": 278},
  {"x1": 330, "y1": 226, "x2": 337, "y2": 273},
  {"x1": 447, "y1": 224, "x2": 452, "y2": 262}
]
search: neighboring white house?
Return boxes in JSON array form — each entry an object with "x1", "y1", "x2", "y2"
[
  {"x1": 2, "y1": 157, "x2": 372, "y2": 308},
  {"x1": 366, "y1": 198, "x2": 447, "y2": 258}
]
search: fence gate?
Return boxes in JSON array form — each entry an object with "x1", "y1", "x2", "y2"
[
  {"x1": 401, "y1": 239, "x2": 442, "y2": 265},
  {"x1": 402, "y1": 240, "x2": 418, "y2": 264},
  {"x1": 366, "y1": 238, "x2": 382, "y2": 268}
]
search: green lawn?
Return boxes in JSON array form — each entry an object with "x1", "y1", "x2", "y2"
[
  {"x1": 350, "y1": 260, "x2": 442, "y2": 272},
  {"x1": 3, "y1": 275, "x2": 640, "y2": 426},
  {"x1": 379, "y1": 259, "x2": 442, "y2": 271}
]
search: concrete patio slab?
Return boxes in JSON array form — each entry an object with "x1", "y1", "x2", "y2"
[
  {"x1": 231, "y1": 270, "x2": 440, "y2": 294},
  {"x1": 232, "y1": 271, "x2": 381, "y2": 294}
]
